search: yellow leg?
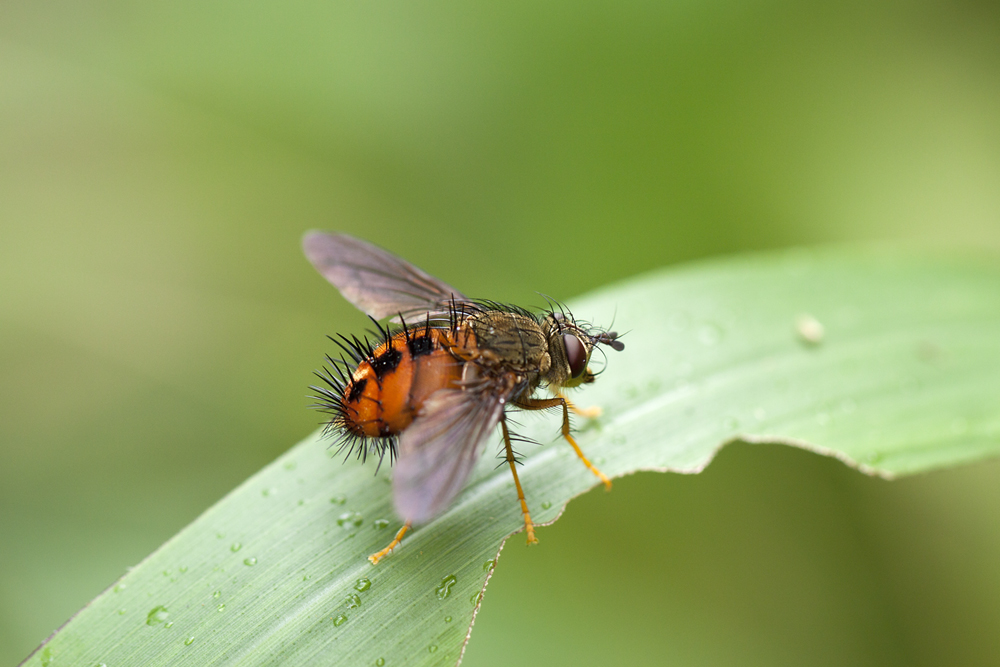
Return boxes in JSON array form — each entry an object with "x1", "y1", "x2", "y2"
[
  {"x1": 501, "y1": 419, "x2": 538, "y2": 545},
  {"x1": 368, "y1": 521, "x2": 411, "y2": 565},
  {"x1": 516, "y1": 396, "x2": 612, "y2": 490},
  {"x1": 556, "y1": 390, "x2": 603, "y2": 419}
]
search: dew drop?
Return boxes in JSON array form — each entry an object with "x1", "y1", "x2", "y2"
[
  {"x1": 178, "y1": 566, "x2": 188, "y2": 573},
  {"x1": 541, "y1": 501, "x2": 552, "y2": 510},
  {"x1": 470, "y1": 593, "x2": 480, "y2": 605},
  {"x1": 338, "y1": 512, "x2": 364, "y2": 529},
  {"x1": 114, "y1": 583, "x2": 126, "y2": 593},
  {"x1": 445, "y1": 615, "x2": 453, "y2": 622},
  {"x1": 373, "y1": 519, "x2": 390, "y2": 530},
  {"x1": 145, "y1": 605, "x2": 169, "y2": 626},
  {"x1": 262, "y1": 487, "x2": 278, "y2": 497},
  {"x1": 244, "y1": 557, "x2": 257, "y2": 567},
  {"x1": 118, "y1": 608, "x2": 126, "y2": 615},
  {"x1": 795, "y1": 314, "x2": 824, "y2": 345},
  {"x1": 284, "y1": 460, "x2": 297, "y2": 470},
  {"x1": 333, "y1": 614, "x2": 348, "y2": 627},
  {"x1": 354, "y1": 578, "x2": 372, "y2": 592},
  {"x1": 213, "y1": 590, "x2": 221, "y2": 599},
  {"x1": 298, "y1": 499, "x2": 305, "y2": 506},
  {"x1": 330, "y1": 495, "x2": 347, "y2": 505},
  {"x1": 164, "y1": 621, "x2": 174, "y2": 629},
  {"x1": 162, "y1": 569, "x2": 172, "y2": 577},
  {"x1": 428, "y1": 645, "x2": 438, "y2": 653},
  {"x1": 722, "y1": 416, "x2": 739, "y2": 430},
  {"x1": 435, "y1": 574, "x2": 457, "y2": 599},
  {"x1": 230, "y1": 542, "x2": 242, "y2": 553},
  {"x1": 217, "y1": 604, "x2": 226, "y2": 612},
  {"x1": 483, "y1": 560, "x2": 495, "y2": 572},
  {"x1": 303, "y1": 574, "x2": 311, "y2": 581},
  {"x1": 184, "y1": 636, "x2": 195, "y2": 646},
  {"x1": 376, "y1": 659, "x2": 385, "y2": 666},
  {"x1": 345, "y1": 594, "x2": 361, "y2": 609}
]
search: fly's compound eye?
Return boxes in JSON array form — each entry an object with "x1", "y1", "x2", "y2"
[{"x1": 563, "y1": 334, "x2": 588, "y2": 378}]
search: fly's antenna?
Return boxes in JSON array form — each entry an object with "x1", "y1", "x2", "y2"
[{"x1": 593, "y1": 330, "x2": 625, "y2": 352}]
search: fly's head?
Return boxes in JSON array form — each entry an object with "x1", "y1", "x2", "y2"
[{"x1": 540, "y1": 312, "x2": 624, "y2": 390}]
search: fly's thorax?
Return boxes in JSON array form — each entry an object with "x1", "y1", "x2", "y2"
[{"x1": 464, "y1": 310, "x2": 550, "y2": 374}]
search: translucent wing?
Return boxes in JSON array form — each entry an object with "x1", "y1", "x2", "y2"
[
  {"x1": 302, "y1": 231, "x2": 469, "y2": 322},
  {"x1": 393, "y1": 387, "x2": 506, "y2": 524}
]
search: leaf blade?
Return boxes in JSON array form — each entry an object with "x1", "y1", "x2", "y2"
[{"x1": 24, "y1": 247, "x2": 1000, "y2": 666}]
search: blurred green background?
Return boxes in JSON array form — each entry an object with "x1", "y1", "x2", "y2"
[{"x1": 2, "y1": 1, "x2": 1000, "y2": 665}]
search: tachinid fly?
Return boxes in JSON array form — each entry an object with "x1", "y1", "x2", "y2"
[{"x1": 304, "y1": 232, "x2": 624, "y2": 564}]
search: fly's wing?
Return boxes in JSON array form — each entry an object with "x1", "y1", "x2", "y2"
[
  {"x1": 303, "y1": 231, "x2": 469, "y2": 322},
  {"x1": 393, "y1": 387, "x2": 505, "y2": 524}
]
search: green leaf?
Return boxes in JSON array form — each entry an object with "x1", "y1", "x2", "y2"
[{"x1": 23, "y1": 247, "x2": 1000, "y2": 666}]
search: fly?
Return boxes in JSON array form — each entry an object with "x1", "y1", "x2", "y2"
[{"x1": 303, "y1": 232, "x2": 624, "y2": 564}]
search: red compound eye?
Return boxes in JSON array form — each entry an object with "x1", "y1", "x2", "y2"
[{"x1": 563, "y1": 334, "x2": 587, "y2": 378}]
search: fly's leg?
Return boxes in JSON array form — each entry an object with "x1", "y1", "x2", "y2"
[
  {"x1": 368, "y1": 521, "x2": 411, "y2": 565},
  {"x1": 515, "y1": 396, "x2": 612, "y2": 490},
  {"x1": 502, "y1": 418, "x2": 538, "y2": 545},
  {"x1": 555, "y1": 390, "x2": 602, "y2": 419}
]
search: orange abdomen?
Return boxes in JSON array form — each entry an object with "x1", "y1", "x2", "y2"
[{"x1": 342, "y1": 328, "x2": 465, "y2": 438}]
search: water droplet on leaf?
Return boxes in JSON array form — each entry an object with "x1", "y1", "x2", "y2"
[
  {"x1": 338, "y1": 512, "x2": 364, "y2": 529},
  {"x1": 435, "y1": 575, "x2": 457, "y2": 599},
  {"x1": 145, "y1": 605, "x2": 169, "y2": 626}
]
